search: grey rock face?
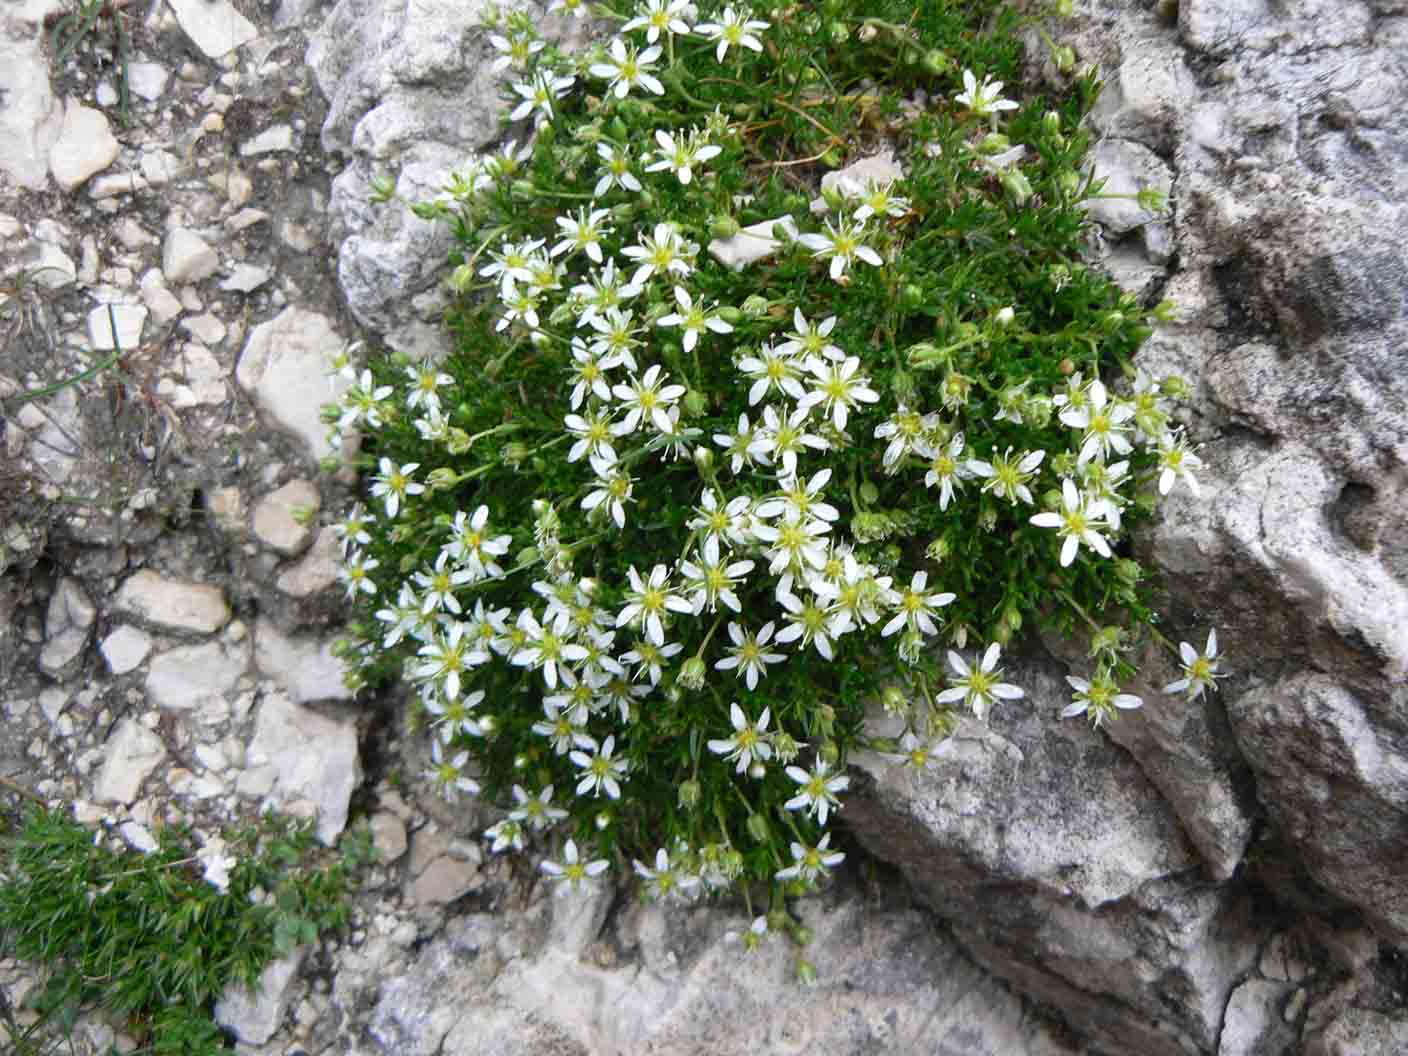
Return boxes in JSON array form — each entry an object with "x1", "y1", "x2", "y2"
[
  {"x1": 214, "y1": 948, "x2": 307, "y2": 1045},
  {"x1": 848, "y1": 651, "x2": 1257, "y2": 1056},
  {"x1": 236, "y1": 307, "x2": 353, "y2": 463},
  {"x1": 93, "y1": 719, "x2": 167, "y2": 805}
]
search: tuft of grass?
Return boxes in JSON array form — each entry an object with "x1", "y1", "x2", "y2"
[
  {"x1": 0, "y1": 803, "x2": 375, "y2": 1056},
  {"x1": 45, "y1": 0, "x2": 136, "y2": 127}
]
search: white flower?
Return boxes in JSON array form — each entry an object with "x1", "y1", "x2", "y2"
[
  {"x1": 479, "y1": 237, "x2": 546, "y2": 283},
  {"x1": 798, "y1": 355, "x2": 880, "y2": 431},
  {"x1": 954, "y1": 69, "x2": 1020, "y2": 118},
  {"x1": 415, "y1": 621, "x2": 488, "y2": 701},
  {"x1": 413, "y1": 552, "x2": 474, "y2": 615},
  {"x1": 338, "y1": 369, "x2": 394, "y2": 430},
  {"x1": 967, "y1": 446, "x2": 1044, "y2": 505},
  {"x1": 587, "y1": 307, "x2": 644, "y2": 370},
  {"x1": 547, "y1": 0, "x2": 589, "y2": 18},
  {"x1": 497, "y1": 277, "x2": 541, "y2": 333},
  {"x1": 540, "y1": 838, "x2": 609, "y2": 892},
  {"x1": 880, "y1": 570, "x2": 955, "y2": 638},
  {"x1": 755, "y1": 468, "x2": 840, "y2": 523},
  {"x1": 570, "y1": 734, "x2": 630, "y2": 799},
  {"x1": 404, "y1": 361, "x2": 453, "y2": 415},
  {"x1": 446, "y1": 505, "x2": 511, "y2": 580},
  {"x1": 621, "y1": 637, "x2": 683, "y2": 685},
  {"x1": 374, "y1": 582, "x2": 427, "y2": 648},
  {"x1": 690, "y1": 489, "x2": 755, "y2": 549},
  {"x1": 425, "y1": 738, "x2": 480, "y2": 802},
  {"x1": 775, "y1": 311, "x2": 841, "y2": 364},
  {"x1": 1078, "y1": 458, "x2": 1130, "y2": 531},
  {"x1": 784, "y1": 758, "x2": 849, "y2": 825},
  {"x1": 874, "y1": 403, "x2": 938, "y2": 470},
  {"x1": 622, "y1": 222, "x2": 694, "y2": 286},
  {"x1": 566, "y1": 341, "x2": 615, "y2": 410},
  {"x1": 424, "y1": 687, "x2": 488, "y2": 744},
  {"x1": 1030, "y1": 478, "x2": 1113, "y2": 567},
  {"x1": 776, "y1": 584, "x2": 839, "y2": 659},
  {"x1": 713, "y1": 411, "x2": 759, "y2": 474},
  {"x1": 656, "y1": 285, "x2": 733, "y2": 352},
  {"x1": 797, "y1": 217, "x2": 884, "y2": 282},
  {"x1": 936, "y1": 643, "x2": 1025, "y2": 720},
  {"x1": 594, "y1": 142, "x2": 644, "y2": 198},
  {"x1": 565, "y1": 407, "x2": 619, "y2": 464},
  {"x1": 532, "y1": 700, "x2": 583, "y2": 755},
  {"x1": 338, "y1": 549, "x2": 379, "y2": 599},
  {"x1": 923, "y1": 431, "x2": 970, "y2": 510},
  {"x1": 510, "y1": 70, "x2": 576, "y2": 125},
  {"x1": 1164, "y1": 629, "x2": 1223, "y2": 700},
  {"x1": 852, "y1": 178, "x2": 911, "y2": 222},
  {"x1": 589, "y1": 38, "x2": 665, "y2": 99},
  {"x1": 645, "y1": 128, "x2": 723, "y2": 186},
  {"x1": 488, "y1": 31, "x2": 544, "y2": 72},
  {"x1": 552, "y1": 206, "x2": 613, "y2": 263},
  {"x1": 572, "y1": 261, "x2": 644, "y2": 330},
  {"x1": 510, "y1": 608, "x2": 589, "y2": 689},
  {"x1": 581, "y1": 454, "x2": 635, "y2": 529},
  {"x1": 707, "y1": 702, "x2": 773, "y2": 773},
  {"x1": 1059, "y1": 379, "x2": 1134, "y2": 465},
  {"x1": 887, "y1": 730, "x2": 950, "y2": 771},
  {"x1": 484, "y1": 819, "x2": 524, "y2": 854},
  {"x1": 633, "y1": 846, "x2": 701, "y2": 900},
  {"x1": 370, "y1": 458, "x2": 424, "y2": 518},
  {"x1": 753, "y1": 514, "x2": 831, "y2": 576},
  {"x1": 623, "y1": 0, "x2": 692, "y2": 43},
  {"x1": 749, "y1": 403, "x2": 830, "y2": 476},
  {"x1": 509, "y1": 784, "x2": 570, "y2": 830},
  {"x1": 617, "y1": 564, "x2": 693, "y2": 646},
  {"x1": 774, "y1": 832, "x2": 845, "y2": 883},
  {"x1": 1062, "y1": 674, "x2": 1143, "y2": 725},
  {"x1": 694, "y1": 6, "x2": 769, "y2": 63},
  {"x1": 737, "y1": 343, "x2": 807, "y2": 407},
  {"x1": 714, "y1": 620, "x2": 785, "y2": 690},
  {"x1": 612, "y1": 363, "x2": 687, "y2": 436},
  {"x1": 679, "y1": 535, "x2": 754, "y2": 613},
  {"x1": 1157, "y1": 431, "x2": 1203, "y2": 496},
  {"x1": 333, "y1": 505, "x2": 373, "y2": 557}
]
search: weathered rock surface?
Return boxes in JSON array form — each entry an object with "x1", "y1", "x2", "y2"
[
  {"x1": 94, "y1": 719, "x2": 167, "y2": 805},
  {"x1": 214, "y1": 948, "x2": 307, "y2": 1045},
  {"x1": 114, "y1": 570, "x2": 231, "y2": 636},
  {"x1": 237, "y1": 307, "x2": 352, "y2": 462}
]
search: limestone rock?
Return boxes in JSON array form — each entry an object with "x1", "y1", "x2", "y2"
[
  {"x1": 49, "y1": 100, "x2": 119, "y2": 191},
  {"x1": 369, "y1": 812, "x2": 407, "y2": 863},
  {"x1": 1306, "y1": 1009, "x2": 1408, "y2": 1056},
  {"x1": 253, "y1": 618, "x2": 353, "y2": 705},
  {"x1": 0, "y1": 2, "x2": 63, "y2": 190},
  {"x1": 847, "y1": 650, "x2": 1258, "y2": 1056},
  {"x1": 39, "y1": 577, "x2": 95, "y2": 679},
  {"x1": 252, "y1": 480, "x2": 320, "y2": 555},
  {"x1": 240, "y1": 690, "x2": 359, "y2": 845},
  {"x1": 166, "y1": 0, "x2": 259, "y2": 58},
  {"x1": 276, "y1": 525, "x2": 341, "y2": 597},
  {"x1": 708, "y1": 216, "x2": 798, "y2": 272},
  {"x1": 1219, "y1": 978, "x2": 1295, "y2": 1056},
  {"x1": 100, "y1": 625, "x2": 153, "y2": 674},
  {"x1": 163, "y1": 228, "x2": 220, "y2": 284},
  {"x1": 114, "y1": 570, "x2": 231, "y2": 635},
  {"x1": 410, "y1": 855, "x2": 479, "y2": 905},
  {"x1": 236, "y1": 307, "x2": 352, "y2": 462},
  {"x1": 94, "y1": 719, "x2": 167, "y2": 805},
  {"x1": 214, "y1": 948, "x2": 306, "y2": 1045},
  {"x1": 146, "y1": 639, "x2": 250, "y2": 711},
  {"x1": 86, "y1": 303, "x2": 148, "y2": 352}
]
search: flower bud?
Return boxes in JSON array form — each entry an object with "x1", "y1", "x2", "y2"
[
  {"x1": 993, "y1": 623, "x2": 1012, "y2": 646},
  {"x1": 595, "y1": 811, "x2": 611, "y2": 830},
  {"x1": 1115, "y1": 559, "x2": 1143, "y2": 586},
  {"x1": 1043, "y1": 110, "x2": 1064, "y2": 136},
  {"x1": 1000, "y1": 168, "x2": 1033, "y2": 205},
  {"x1": 819, "y1": 736, "x2": 839, "y2": 762},
  {"x1": 1058, "y1": 170, "x2": 1082, "y2": 198},
  {"x1": 516, "y1": 545, "x2": 540, "y2": 567},
  {"x1": 921, "y1": 48, "x2": 952, "y2": 76},
  {"x1": 925, "y1": 535, "x2": 951, "y2": 563},
  {"x1": 890, "y1": 368, "x2": 917, "y2": 401},
  {"x1": 319, "y1": 402, "x2": 342, "y2": 425},
  {"x1": 1090, "y1": 625, "x2": 1125, "y2": 657},
  {"x1": 859, "y1": 481, "x2": 880, "y2": 505},
  {"x1": 510, "y1": 178, "x2": 536, "y2": 199},
  {"x1": 796, "y1": 958, "x2": 818, "y2": 985},
  {"x1": 678, "y1": 779, "x2": 701, "y2": 810},
  {"x1": 741, "y1": 294, "x2": 770, "y2": 318},
  {"x1": 978, "y1": 506, "x2": 998, "y2": 532},
  {"x1": 710, "y1": 215, "x2": 741, "y2": 239},
  {"x1": 745, "y1": 813, "x2": 770, "y2": 843},
  {"x1": 608, "y1": 116, "x2": 628, "y2": 140},
  {"x1": 881, "y1": 684, "x2": 908, "y2": 714},
  {"x1": 369, "y1": 173, "x2": 397, "y2": 202},
  {"x1": 513, "y1": 753, "x2": 530, "y2": 770},
  {"x1": 821, "y1": 185, "x2": 847, "y2": 213},
  {"x1": 827, "y1": 20, "x2": 849, "y2": 44},
  {"x1": 1003, "y1": 605, "x2": 1024, "y2": 632},
  {"x1": 772, "y1": 732, "x2": 800, "y2": 763},
  {"x1": 1053, "y1": 45, "x2": 1076, "y2": 73},
  {"x1": 502, "y1": 442, "x2": 529, "y2": 467},
  {"x1": 1151, "y1": 299, "x2": 1178, "y2": 324},
  {"x1": 1058, "y1": 357, "x2": 1076, "y2": 376},
  {"x1": 693, "y1": 446, "x2": 715, "y2": 473},
  {"x1": 1054, "y1": 0, "x2": 1074, "y2": 15},
  {"x1": 478, "y1": 714, "x2": 498, "y2": 736},
  {"x1": 906, "y1": 341, "x2": 943, "y2": 368},
  {"x1": 1042, "y1": 488, "x2": 1064, "y2": 510},
  {"x1": 993, "y1": 305, "x2": 1016, "y2": 328},
  {"x1": 857, "y1": 21, "x2": 878, "y2": 41},
  {"x1": 678, "y1": 656, "x2": 707, "y2": 691},
  {"x1": 426, "y1": 467, "x2": 458, "y2": 491},
  {"x1": 977, "y1": 132, "x2": 1011, "y2": 155}
]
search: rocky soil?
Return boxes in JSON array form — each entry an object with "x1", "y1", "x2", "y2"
[{"x1": 1, "y1": 0, "x2": 1405, "y2": 1053}]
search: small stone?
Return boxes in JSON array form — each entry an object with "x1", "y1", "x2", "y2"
[
  {"x1": 163, "y1": 228, "x2": 220, "y2": 284},
  {"x1": 139, "y1": 270, "x2": 184, "y2": 324},
  {"x1": 94, "y1": 719, "x2": 167, "y2": 805},
  {"x1": 39, "y1": 688, "x2": 67, "y2": 722},
  {"x1": 88, "y1": 172, "x2": 150, "y2": 199},
  {"x1": 146, "y1": 639, "x2": 249, "y2": 711},
  {"x1": 236, "y1": 308, "x2": 352, "y2": 462},
  {"x1": 811, "y1": 149, "x2": 905, "y2": 212},
  {"x1": 252, "y1": 479, "x2": 320, "y2": 555},
  {"x1": 221, "y1": 264, "x2": 271, "y2": 293},
  {"x1": 214, "y1": 949, "x2": 306, "y2": 1045},
  {"x1": 29, "y1": 243, "x2": 77, "y2": 288},
  {"x1": 708, "y1": 216, "x2": 798, "y2": 272},
  {"x1": 167, "y1": 0, "x2": 259, "y2": 58},
  {"x1": 225, "y1": 208, "x2": 269, "y2": 233},
  {"x1": 115, "y1": 218, "x2": 156, "y2": 249},
  {"x1": 50, "y1": 100, "x2": 120, "y2": 192},
  {"x1": 276, "y1": 525, "x2": 340, "y2": 597},
  {"x1": 140, "y1": 150, "x2": 181, "y2": 186},
  {"x1": 252, "y1": 618, "x2": 352, "y2": 704},
  {"x1": 39, "y1": 577, "x2": 95, "y2": 679},
  {"x1": 181, "y1": 313, "x2": 227, "y2": 346},
  {"x1": 240, "y1": 125, "x2": 295, "y2": 156},
  {"x1": 127, "y1": 62, "x2": 169, "y2": 101},
  {"x1": 178, "y1": 344, "x2": 228, "y2": 406},
  {"x1": 101, "y1": 625, "x2": 153, "y2": 674},
  {"x1": 96, "y1": 80, "x2": 119, "y2": 107},
  {"x1": 206, "y1": 487, "x2": 245, "y2": 536},
  {"x1": 195, "y1": 744, "x2": 228, "y2": 771},
  {"x1": 114, "y1": 569, "x2": 231, "y2": 635},
  {"x1": 411, "y1": 856, "x2": 479, "y2": 905},
  {"x1": 119, "y1": 822, "x2": 159, "y2": 853},
  {"x1": 87, "y1": 303, "x2": 148, "y2": 352},
  {"x1": 369, "y1": 812, "x2": 407, "y2": 863},
  {"x1": 201, "y1": 113, "x2": 225, "y2": 134}
]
